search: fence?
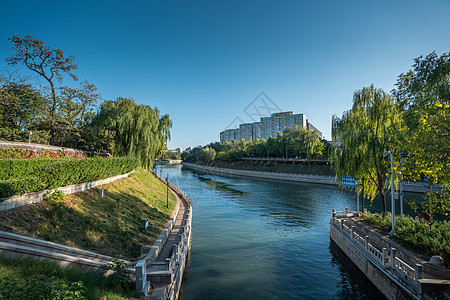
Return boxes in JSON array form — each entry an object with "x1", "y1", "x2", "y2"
[{"x1": 331, "y1": 209, "x2": 423, "y2": 287}]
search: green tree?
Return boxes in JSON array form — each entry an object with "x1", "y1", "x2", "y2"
[
  {"x1": 333, "y1": 85, "x2": 403, "y2": 214},
  {"x1": 7, "y1": 35, "x2": 78, "y2": 143},
  {"x1": 199, "y1": 147, "x2": 216, "y2": 164},
  {"x1": 283, "y1": 126, "x2": 324, "y2": 161},
  {"x1": 393, "y1": 51, "x2": 450, "y2": 215},
  {"x1": 92, "y1": 98, "x2": 172, "y2": 169}
]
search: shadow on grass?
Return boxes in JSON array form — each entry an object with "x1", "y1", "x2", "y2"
[{"x1": 0, "y1": 186, "x2": 176, "y2": 261}]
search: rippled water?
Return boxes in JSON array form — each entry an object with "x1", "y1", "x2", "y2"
[{"x1": 158, "y1": 164, "x2": 405, "y2": 299}]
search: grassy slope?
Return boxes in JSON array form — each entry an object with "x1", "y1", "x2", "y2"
[
  {"x1": 0, "y1": 256, "x2": 140, "y2": 299},
  {"x1": 0, "y1": 168, "x2": 177, "y2": 260}
]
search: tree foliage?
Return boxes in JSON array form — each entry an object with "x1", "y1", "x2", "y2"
[
  {"x1": 7, "y1": 35, "x2": 78, "y2": 142},
  {"x1": 393, "y1": 51, "x2": 450, "y2": 215},
  {"x1": 92, "y1": 98, "x2": 172, "y2": 169},
  {"x1": 332, "y1": 85, "x2": 403, "y2": 214}
]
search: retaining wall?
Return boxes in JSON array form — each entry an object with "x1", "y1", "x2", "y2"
[
  {"x1": 330, "y1": 223, "x2": 414, "y2": 300},
  {"x1": 182, "y1": 162, "x2": 337, "y2": 185},
  {"x1": 182, "y1": 162, "x2": 438, "y2": 193},
  {"x1": 0, "y1": 171, "x2": 134, "y2": 211}
]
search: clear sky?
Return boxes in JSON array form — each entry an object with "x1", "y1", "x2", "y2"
[{"x1": 1, "y1": 0, "x2": 449, "y2": 149}]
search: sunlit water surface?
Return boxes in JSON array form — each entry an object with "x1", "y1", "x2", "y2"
[{"x1": 157, "y1": 164, "x2": 424, "y2": 300}]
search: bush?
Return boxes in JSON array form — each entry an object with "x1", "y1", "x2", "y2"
[
  {"x1": 359, "y1": 213, "x2": 450, "y2": 267},
  {"x1": 0, "y1": 157, "x2": 138, "y2": 198},
  {"x1": 0, "y1": 275, "x2": 86, "y2": 299}
]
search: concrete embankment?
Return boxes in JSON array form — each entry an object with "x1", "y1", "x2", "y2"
[
  {"x1": 182, "y1": 162, "x2": 337, "y2": 186},
  {"x1": 330, "y1": 209, "x2": 450, "y2": 299},
  {"x1": 182, "y1": 162, "x2": 437, "y2": 193}
]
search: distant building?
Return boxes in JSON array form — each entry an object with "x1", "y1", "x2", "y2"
[
  {"x1": 219, "y1": 111, "x2": 321, "y2": 142},
  {"x1": 306, "y1": 121, "x2": 322, "y2": 139}
]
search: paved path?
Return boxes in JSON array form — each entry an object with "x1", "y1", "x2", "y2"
[{"x1": 155, "y1": 190, "x2": 189, "y2": 262}]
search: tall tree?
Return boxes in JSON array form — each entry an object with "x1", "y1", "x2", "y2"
[
  {"x1": 393, "y1": 51, "x2": 450, "y2": 215},
  {"x1": 7, "y1": 35, "x2": 78, "y2": 143},
  {"x1": 333, "y1": 85, "x2": 403, "y2": 214},
  {"x1": 92, "y1": 98, "x2": 172, "y2": 169}
]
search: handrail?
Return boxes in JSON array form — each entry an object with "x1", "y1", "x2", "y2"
[{"x1": 331, "y1": 208, "x2": 423, "y2": 288}]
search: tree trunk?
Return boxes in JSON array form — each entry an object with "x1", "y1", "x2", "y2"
[
  {"x1": 378, "y1": 175, "x2": 387, "y2": 215},
  {"x1": 49, "y1": 81, "x2": 57, "y2": 144}
]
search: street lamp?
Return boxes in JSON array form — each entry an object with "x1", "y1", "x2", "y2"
[{"x1": 166, "y1": 174, "x2": 169, "y2": 208}]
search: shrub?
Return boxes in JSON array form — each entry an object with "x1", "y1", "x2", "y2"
[
  {"x1": 0, "y1": 157, "x2": 138, "y2": 198},
  {"x1": 0, "y1": 275, "x2": 86, "y2": 299},
  {"x1": 359, "y1": 213, "x2": 450, "y2": 267}
]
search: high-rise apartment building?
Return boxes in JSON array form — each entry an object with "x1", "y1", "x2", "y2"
[{"x1": 219, "y1": 111, "x2": 322, "y2": 142}]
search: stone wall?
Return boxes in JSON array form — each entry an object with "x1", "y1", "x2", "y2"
[
  {"x1": 182, "y1": 162, "x2": 437, "y2": 193},
  {"x1": 330, "y1": 224, "x2": 414, "y2": 300},
  {"x1": 182, "y1": 162, "x2": 337, "y2": 185}
]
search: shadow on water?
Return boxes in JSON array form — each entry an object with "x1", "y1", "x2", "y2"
[
  {"x1": 329, "y1": 240, "x2": 386, "y2": 300},
  {"x1": 197, "y1": 175, "x2": 249, "y2": 197}
]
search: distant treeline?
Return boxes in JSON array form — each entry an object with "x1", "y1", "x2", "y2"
[{"x1": 182, "y1": 126, "x2": 332, "y2": 164}]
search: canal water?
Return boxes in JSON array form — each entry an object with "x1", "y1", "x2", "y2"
[{"x1": 157, "y1": 164, "x2": 423, "y2": 300}]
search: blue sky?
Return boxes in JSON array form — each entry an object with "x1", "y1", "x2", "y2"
[{"x1": 1, "y1": 0, "x2": 449, "y2": 149}]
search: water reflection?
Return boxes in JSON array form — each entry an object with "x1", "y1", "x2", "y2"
[
  {"x1": 329, "y1": 241, "x2": 386, "y2": 299},
  {"x1": 197, "y1": 175, "x2": 249, "y2": 197},
  {"x1": 158, "y1": 165, "x2": 426, "y2": 299}
]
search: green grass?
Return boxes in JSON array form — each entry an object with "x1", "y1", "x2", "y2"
[
  {"x1": 0, "y1": 256, "x2": 140, "y2": 299},
  {"x1": 358, "y1": 213, "x2": 450, "y2": 268},
  {"x1": 0, "y1": 168, "x2": 177, "y2": 260}
]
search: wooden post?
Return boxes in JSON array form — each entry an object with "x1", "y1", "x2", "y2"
[
  {"x1": 345, "y1": 207, "x2": 348, "y2": 215},
  {"x1": 332, "y1": 208, "x2": 336, "y2": 222}
]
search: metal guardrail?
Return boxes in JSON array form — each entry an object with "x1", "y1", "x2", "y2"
[{"x1": 331, "y1": 209, "x2": 423, "y2": 287}]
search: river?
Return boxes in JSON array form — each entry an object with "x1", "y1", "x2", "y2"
[{"x1": 156, "y1": 164, "x2": 424, "y2": 299}]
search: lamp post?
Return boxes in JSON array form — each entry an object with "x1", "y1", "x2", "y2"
[
  {"x1": 166, "y1": 174, "x2": 169, "y2": 208},
  {"x1": 399, "y1": 151, "x2": 404, "y2": 221}
]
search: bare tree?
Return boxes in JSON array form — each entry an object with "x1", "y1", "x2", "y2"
[{"x1": 7, "y1": 35, "x2": 78, "y2": 143}]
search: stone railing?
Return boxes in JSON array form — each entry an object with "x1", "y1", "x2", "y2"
[
  {"x1": 331, "y1": 209, "x2": 423, "y2": 287},
  {"x1": 135, "y1": 172, "x2": 192, "y2": 299}
]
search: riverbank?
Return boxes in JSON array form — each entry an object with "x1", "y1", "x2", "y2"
[
  {"x1": 182, "y1": 162, "x2": 337, "y2": 186},
  {"x1": 330, "y1": 209, "x2": 450, "y2": 299},
  {"x1": 0, "y1": 168, "x2": 177, "y2": 260},
  {"x1": 207, "y1": 159, "x2": 336, "y2": 176}
]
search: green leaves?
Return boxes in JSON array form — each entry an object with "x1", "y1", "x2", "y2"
[
  {"x1": 0, "y1": 157, "x2": 137, "y2": 198},
  {"x1": 332, "y1": 85, "x2": 403, "y2": 213},
  {"x1": 92, "y1": 98, "x2": 172, "y2": 169}
]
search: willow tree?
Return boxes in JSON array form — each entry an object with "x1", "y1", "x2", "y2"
[
  {"x1": 332, "y1": 85, "x2": 403, "y2": 214},
  {"x1": 93, "y1": 98, "x2": 172, "y2": 169}
]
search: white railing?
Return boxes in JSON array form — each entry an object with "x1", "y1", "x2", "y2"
[{"x1": 331, "y1": 208, "x2": 423, "y2": 287}]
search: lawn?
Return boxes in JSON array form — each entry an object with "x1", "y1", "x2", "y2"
[{"x1": 0, "y1": 168, "x2": 177, "y2": 260}]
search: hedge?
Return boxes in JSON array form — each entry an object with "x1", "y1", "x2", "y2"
[{"x1": 0, "y1": 157, "x2": 138, "y2": 198}]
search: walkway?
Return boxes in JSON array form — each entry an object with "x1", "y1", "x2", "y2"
[{"x1": 155, "y1": 191, "x2": 189, "y2": 262}]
